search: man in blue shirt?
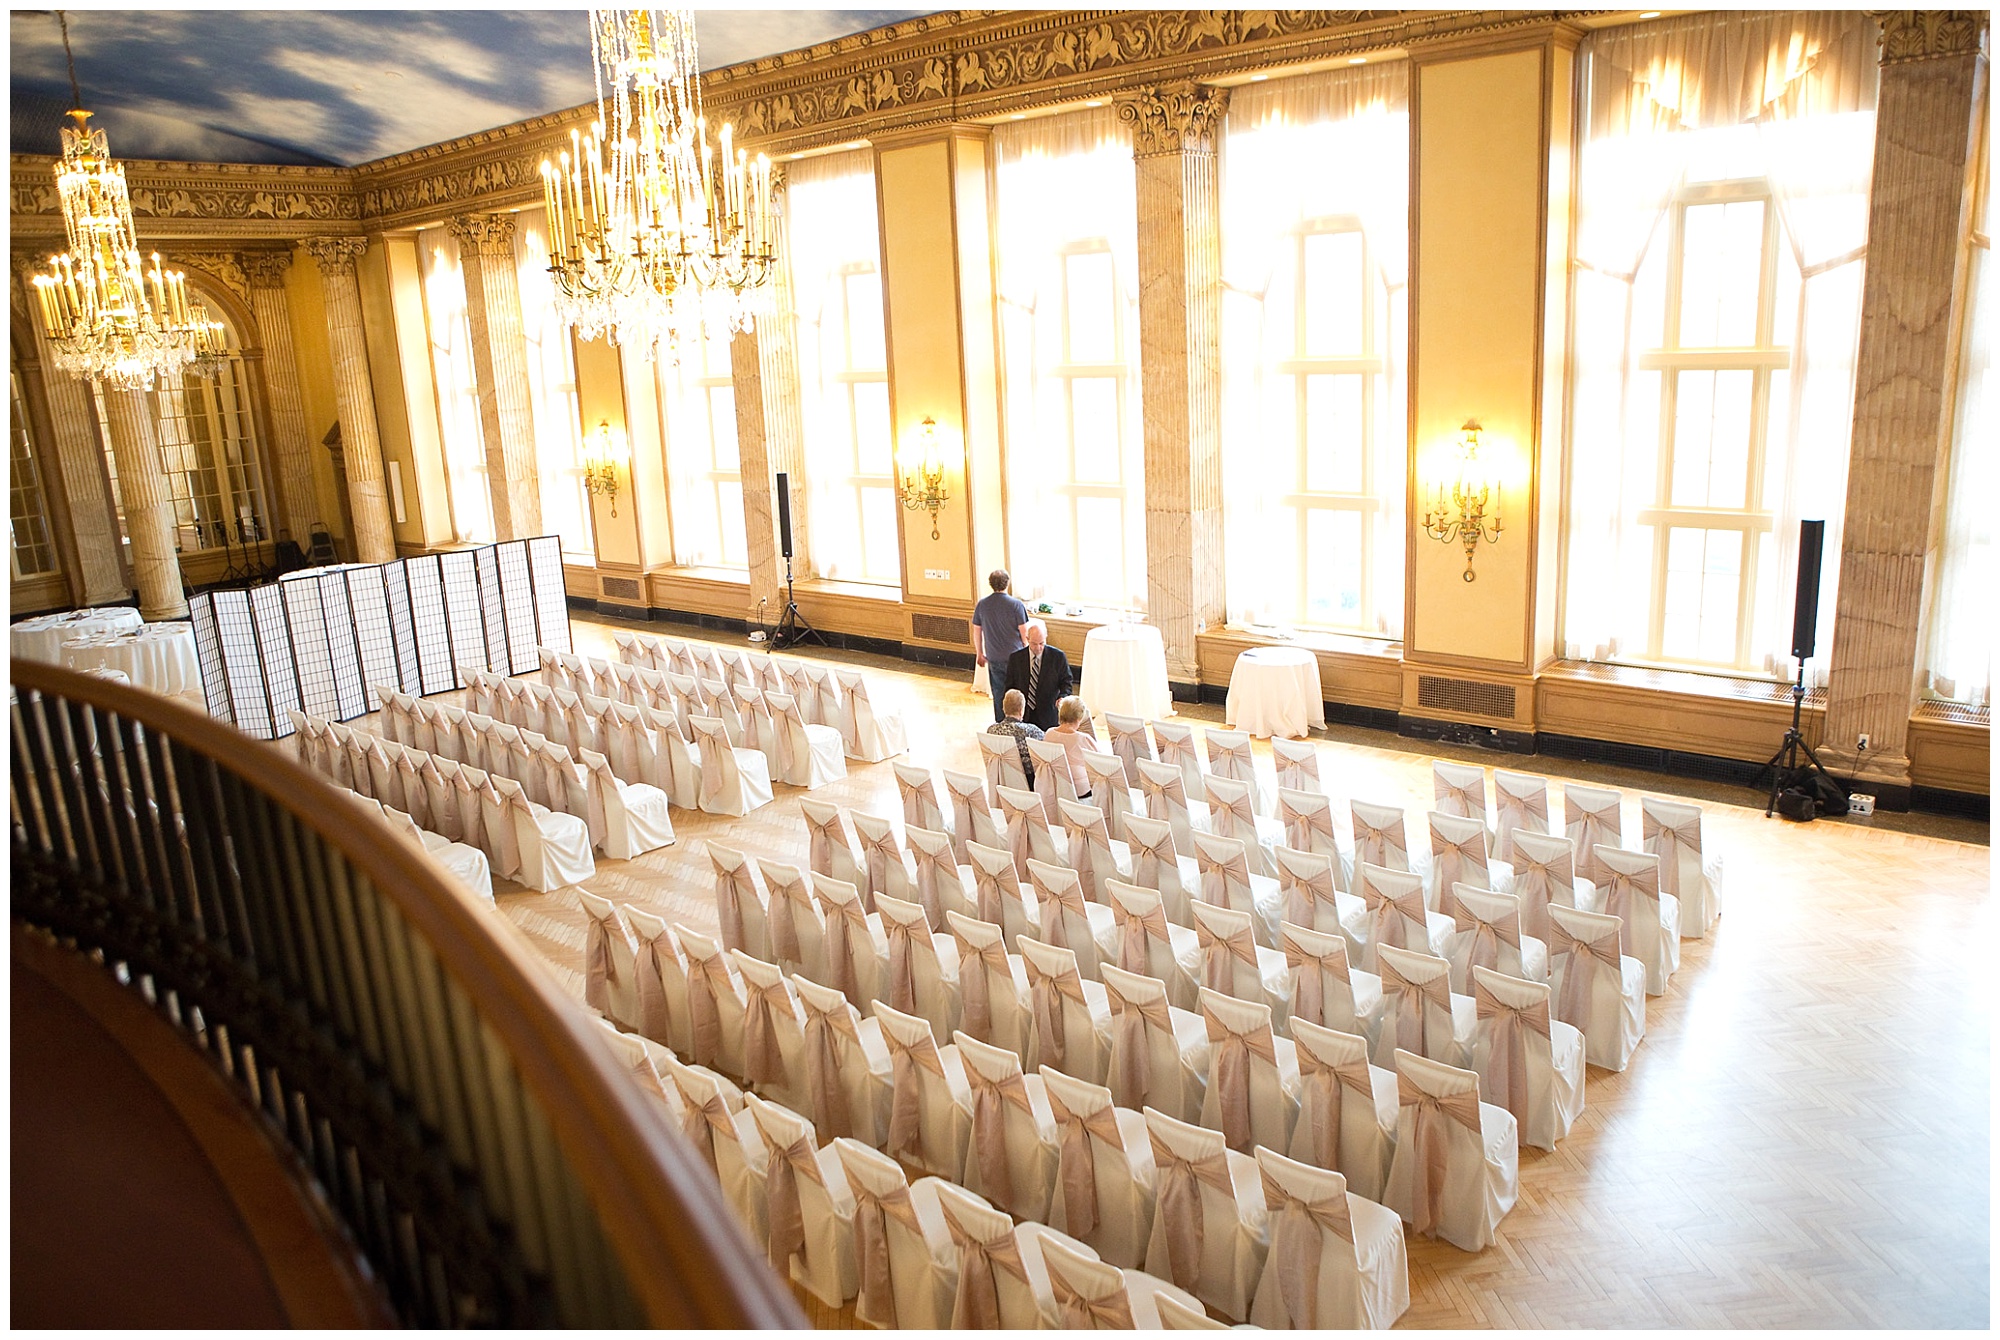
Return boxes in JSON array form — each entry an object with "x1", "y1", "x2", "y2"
[{"x1": 971, "y1": 568, "x2": 1030, "y2": 723}]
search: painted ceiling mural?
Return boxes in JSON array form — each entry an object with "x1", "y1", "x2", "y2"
[{"x1": 9, "y1": 9, "x2": 927, "y2": 167}]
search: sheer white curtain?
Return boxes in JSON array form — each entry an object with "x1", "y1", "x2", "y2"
[
  {"x1": 514, "y1": 206, "x2": 594, "y2": 561},
  {"x1": 1562, "y1": 11, "x2": 1877, "y2": 684},
  {"x1": 1219, "y1": 63, "x2": 1408, "y2": 637},
  {"x1": 992, "y1": 106, "x2": 1146, "y2": 610},
  {"x1": 1923, "y1": 149, "x2": 1992, "y2": 708},
  {"x1": 659, "y1": 328, "x2": 748, "y2": 570},
  {"x1": 784, "y1": 149, "x2": 898, "y2": 585},
  {"x1": 416, "y1": 226, "x2": 494, "y2": 543}
]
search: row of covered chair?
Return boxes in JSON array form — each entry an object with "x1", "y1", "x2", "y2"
[
  {"x1": 608, "y1": 631, "x2": 910, "y2": 762},
  {"x1": 584, "y1": 888, "x2": 1418, "y2": 1323},
  {"x1": 291, "y1": 711, "x2": 594, "y2": 891},
  {"x1": 344, "y1": 785, "x2": 493, "y2": 900},
  {"x1": 370, "y1": 687, "x2": 674, "y2": 860}
]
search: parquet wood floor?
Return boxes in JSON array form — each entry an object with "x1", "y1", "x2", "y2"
[{"x1": 388, "y1": 613, "x2": 1991, "y2": 1329}]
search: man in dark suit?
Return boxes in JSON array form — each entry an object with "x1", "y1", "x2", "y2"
[{"x1": 1004, "y1": 618, "x2": 1072, "y2": 732}]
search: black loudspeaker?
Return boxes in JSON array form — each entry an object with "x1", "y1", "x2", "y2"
[
  {"x1": 1791, "y1": 519, "x2": 1825, "y2": 660},
  {"x1": 775, "y1": 471, "x2": 794, "y2": 560}
]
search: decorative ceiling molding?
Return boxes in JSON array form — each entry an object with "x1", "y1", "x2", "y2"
[
  {"x1": 1872, "y1": 10, "x2": 1987, "y2": 63},
  {"x1": 11, "y1": 10, "x2": 1596, "y2": 237}
]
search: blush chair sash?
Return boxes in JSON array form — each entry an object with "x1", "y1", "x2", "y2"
[
  {"x1": 685, "y1": 949, "x2": 735, "y2": 1070},
  {"x1": 943, "y1": 1203, "x2": 1031, "y2": 1329},
  {"x1": 1206, "y1": 1007, "x2": 1280, "y2": 1152},
  {"x1": 1261, "y1": 1164, "x2": 1355, "y2": 1327},
  {"x1": 1024, "y1": 951, "x2": 1088, "y2": 1069},
  {"x1": 1296, "y1": 1043, "x2": 1374, "y2": 1170},
  {"x1": 799, "y1": 991, "x2": 859, "y2": 1140},
  {"x1": 1150, "y1": 1134, "x2": 1237, "y2": 1292},
  {"x1": 1049, "y1": 1263, "x2": 1136, "y2": 1330},
  {"x1": 954, "y1": 928, "x2": 1012, "y2": 1041},
  {"x1": 1197, "y1": 912, "x2": 1261, "y2": 993},
  {"x1": 1106, "y1": 981, "x2": 1175, "y2": 1106},
  {"x1": 1547, "y1": 918, "x2": 1621, "y2": 1025},
  {"x1": 1114, "y1": 894, "x2": 1173, "y2": 977},
  {"x1": 1376, "y1": 954, "x2": 1448, "y2": 1057},
  {"x1": 853, "y1": 1178, "x2": 925, "y2": 1328},
  {"x1": 742, "y1": 975, "x2": 792, "y2": 1086},
  {"x1": 632, "y1": 924, "x2": 677, "y2": 1041},
  {"x1": 1281, "y1": 926, "x2": 1349, "y2": 1028},
  {"x1": 1398, "y1": 1070, "x2": 1483, "y2": 1239},
  {"x1": 581, "y1": 906, "x2": 620, "y2": 1016},
  {"x1": 886, "y1": 1025, "x2": 948, "y2": 1162},
  {"x1": 1473, "y1": 978, "x2": 1549, "y2": 1119},
  {"x1": 1046, "y1": 1086, "x2": 1124, "y2": 1239},
  {"x1": 881, "y1": 910, "x2": 924, "y2": 1017},
  {"x1": 762, "y1": 1125, "x2": 821, "y2": 1276},
  {"x1": 965, "y1": 1061, "x2": 1036, "y2": 1214}
]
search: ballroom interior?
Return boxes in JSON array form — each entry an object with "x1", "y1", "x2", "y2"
[{"x1": 7, "y1": 6, "x2": 1992, "y2": 1331}]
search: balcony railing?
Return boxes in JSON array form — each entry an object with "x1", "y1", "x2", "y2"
[{"x1": 9, "y1": 658, "x2": 805, "y2": 1328}]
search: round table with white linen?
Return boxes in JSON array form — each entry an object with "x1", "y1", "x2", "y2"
[
  {"x1": 1079, "y1": 622, "x2": 1174, "y2": 721},
  {"x1": 1224, "y1": 646, "x2": 1324, "y2": 739},
  {"x1": 59, "y1": 623, "x2": 202, "y2": 697},
  {"x1": 10, "y1": 607, "x2": 144, "y2": 664}
]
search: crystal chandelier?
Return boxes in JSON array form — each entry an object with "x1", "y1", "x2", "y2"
[
  {"x1": 541, "y1": 9, "x2": 776, "y2": 358},
  {"x1": 28, "y1": 14, "x2": 224, "y2": 392}
]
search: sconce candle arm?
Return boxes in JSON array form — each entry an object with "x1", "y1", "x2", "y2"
[{"x1": 1421, "y1": 419, "x2": 1503, "y2": 582}]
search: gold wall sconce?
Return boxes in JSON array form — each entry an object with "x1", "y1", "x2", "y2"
[
  {"x1": 584, "y1": 420, "x2": 628, "y2": 516},
  {"x1": 898, "y1": 415, "x2": 951, "y2": 540},
  {"x1": 1422, "y1": 418, "x2": 1503, "y2": 582}
]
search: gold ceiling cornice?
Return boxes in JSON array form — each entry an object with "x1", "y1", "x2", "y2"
[{"x1": 11, "y1": 10, "x2": 1601, "y2": 238}]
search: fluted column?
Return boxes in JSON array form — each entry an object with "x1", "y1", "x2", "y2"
[
  {"x1": 101, "y1": 388, "x2": 186, "y2": 620},
  {"x1": 14, "y1": 264, "x2": 127, "y2": 605},
  {"x1": 733, "y1": 168, "x2": 811, "y2": 622},
  {"x1": 1820, "y1": 11, "x2": 1988, "y2": 802},
  {"x1": 242, "y1": 250, "x2": 319, "y2": 545},
  {"x1": 303, "y1": 237, "x2": 396, "y2": 563},
  {"x1": 450, "y1": 213, "x2": 542, "y2": 541},
  {"x1": 1119, "y1": 82, "x2": 1229, "y2": 687}
]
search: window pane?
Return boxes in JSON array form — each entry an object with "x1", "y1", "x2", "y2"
[
  {"x1": 9, "y1": 366, "x2": 58, "y2": 576},
  {"x1": 1302, "y1": 508, "x2": 1364, "y2": 626},
  {"x1": 1303, "y1": 374, "x2": 1365, "y2": 493},
  {"x1": 708, "y1": 386, "x2": 739, "y2": 469},
  {"x1": 860, "y1": 485, "x2": 900, "y2": 583},
  {"x1": 1070, "y1": 378, "x2": 1122, "y2": 483},
  {"x1": 852, "y1": 382, "x2": 891, "y2": 475},
  {"x1": 717, "y1": 480, "x2": 746, "y2": 567},
  {"x1": 1065, "y1": 251, "x2": 1117, "y2": 363},
  {"x1": 1661, "y1": 527, "x2": 1742, "y2": 663},
  {"x1": 1679, "y1": 200, "x2": 1766, "y2": 348},
  {"x1": 845, "y1": 269, "x2": 886, "y2": 369},
  {"x1": 1670, "y1": 370, "x2": 1754, "y2": 508},
  {"x1": 1302, "y1": 231, "x2": 1364, "y2": 357},
  {"x1": 1074, "y1": 495, "x2": 1125, "y2": 605}
]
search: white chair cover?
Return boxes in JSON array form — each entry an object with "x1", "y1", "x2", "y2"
[
  {"x1": 1192, "y1": 830, "x2": 1285, "y2": 951},
  {"x1": 1373, "y1": 943, "x2": 1475, "y2": 1070},
  {"x1": 793, "y1": 973, "x2": 894, "y2": 1147},
  {"x1": 894, "y1": 760, "x2": 945, "y2": 835},
  {"x1": 1150, "y1": 718, "x2": 1209, "y2": 803},
  {"x1": 577, "y1": 890, "x2": 638, "y2": 1026},
  {"x1": 1286, "y1": 1018, "x2": 1400, "y2": 1203},
  {"x1": 946, "y1": 910, "x2": 1033, "y2": 1061},
  {"x1": 1594, "y1": 844, "x2": 1681, "y2": 995},
  {"x1": 1197, "y1": 988, "x2": 1302, "y2": 1156},
  {"x1": 1501, "y1": 827, "x2": 1588, "y2": 946},
  {"x1": 1203, "y1": 774, "x2": 1283, "y2": 879},
  {"x1": 1251, "y1": 1148, "x2": 1409, "y2": 1330},
  {"x1": 1028, "y1": 736, "x2": 1079, "y2": 816},
  {"x1": 623, "y1": 906, "x2": 688, "y2": 1053},
  {"x1": 1564, "y1": 782, "x2": 1625, "y2": 885},
  {"x1": 1121, "y1": 813, "x2": 1198, "y2": 927},
  {"x1": 1429, "y1": 809, "x2": 1509, "y2": 922},
  {"x1": 662, "y1": 1054, "x2": 768, "y2": 1239},
  {"x1": 747, "y1": 1094, "x2": 858, "y2": 1308},
  {"x1": 758, "y1": 859, "x2": 827, "y2": 986},
  {"x1": 969, "y1": 841, "x2": 1040, "y2": 952},
  {"x1": 876, "y1": 891, "x2": 962, "y2": 1043},
  {"x1": 1468, "y1": 966, "x2": 1585, "y2": 1151},
  {"x1": 494, "y1": 775, "x2": 595, "y2": 892},
  {"x1": 1079, "y1": 748, "x2": 1140, "y2": 841},
  {"x1": 978, "y1": 729, "x2": 1031, "y2": 796},
  {"x1": 874, "y1": 1000, "x2": 974, "y2": 1179},
  {"x1": 1642, "y1": 795, "x2": 1722, "y2": 937},
  {"x1": 1545, "y1": 902, "x2": 1647, "y2": 1071},
  {"x1": 1271, "y1": 736, "x2": 1321, "y2": 795},
  {"x1": 1203, "y1": 727, "x2": 1269, "y2": 815},
  {"x1": 1040, "y1": 1065, "x2": 1158, "y2": 1271},
  {"x1": 404, "y1": 811, "x2": 491, "y2": 899},
  {"x1": 677, "y1": 923, "x2": 749, "y2": 1078},
  {"x1": 709, "y1": 843, "x2": 773, "y2": 962},
  {"x1": 1448, "y1": 885, "x2": 1548, "y2": 992},
  {"x1": 689, "y1": 713, "x2": 773, "y2": 817},
  {"x1": 1029, "y1": 859, "x2": 1117, "y2": 981},
  {"x1": 943, "y1": 767, "x2": 1005, "y2": 857},
  {"x1": 1018, "y1": 935, "x2": 1114, "y2": 1085},
  {"x1": 815, "y1": 874, "x2": 887, "y2": 1012},
  {"x1": 1136, "y1": 756, "x2": 1206, "y2": 858},
  {"x1": 1432, "y1": 758, "x2": 1491, "y2": 830},
  {"x1": 906, "y1": 825, "x2": 968, "y2": 929},
  {"x1": 1492, "y1": 768, "x2": 1549, "y2": 864},
  {"x1": 734, "y1": 952, "x2": 810, "y2": 1111},
  {"x1": 768, "y1": 690, "x2": 847, "y2": 789},
  {"x1": 1042, "y1": 1234, "x2": 1141, "y2": 1329},
  {"x1": 1059, "y1": 797, "x2": 1134, "y2": 907},
  {"x1": 834, "y1": 1139, "x2": 957, "y2": 1329},
  {"x1": 1354, "y1": 861, "x2": 1455, "y2": 969},
  {"x1": 1106, "y1": 879, "x2": 1202, "y2": 1009},
  {"x1": 1271, "y1": 844, "x2": 1364, "y2": 957},
  {"x1": 1141, "y1": 1107, "x2": 1269, "y2": 1322},
  {"x1": 954, "y1": 1031, "x2": 1060, "y2": 1222},
  {"x1": 578, "y1": 748, "x2": 673, "y2": 859},
  {"x1": 1349, "y1": 798, "x2": 1416, "y2": 874},
  {"x1": 853, "y1": 810, "x2": 916, "y2": 907},
  {"x1": 1104, "y1": 711, "x2": 1154, "y2": 787},
  {"x1": 997, "y1": 783, "x2": 1065, "y2": 874},
  {"x1": 799, "y1": 796, "x2": 867, "y2": 898},
  {"x1": 931, "y1": 1181, "x2": 1059, "y2": 1330},
  {"x1": 1280, "y1": 919, "x2": 1384, "y2": 1042},
  {"x1": 1382, "y1": 1049, "x2": 1519, "y2": 1252},
  {"x1": 1188, "y1": 897, "x2": 1292, "y2": 1022},
  {"x1": 1275, "y1": 786, "x2": 1343, "y2": 864},
  {"x1": 1101, "y1": 963, "x2": 1211, "y2": 1126}
]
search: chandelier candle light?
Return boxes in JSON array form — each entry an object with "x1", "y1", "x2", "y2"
[
  {"x1": 1422, "y1": 418, "x2": 1503, "y2": 582},
  {"x1": 899, "y1": 416, "x2": 951, "y2": 540},
  {"x1": 29, "y1": 13, "x2": 224, "y2": 391},
  {"x1": 540, "y1": 9, "x2": 776, "y2": 358}
]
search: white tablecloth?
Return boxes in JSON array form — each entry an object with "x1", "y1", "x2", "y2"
[
  {"x1": 10, "y1": 607, "x2": 144, "y2": 664},
  {"x1": 60, "y1": 624, "x2": 202, "y2": 696},
  {"x1": 1079, "y1": 623, "x2": 1174, "y2": 721},
  {"x1": 1224, "y1": 646, "x2": 1324, "y2": 739}
]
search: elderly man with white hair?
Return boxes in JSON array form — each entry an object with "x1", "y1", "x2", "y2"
[{"x1": 1003, "y1": 617, "x2": 1072, "y2": 732}]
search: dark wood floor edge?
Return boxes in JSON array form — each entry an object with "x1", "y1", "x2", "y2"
[{"x1": 12, "y1": 924, "x2": 398, "y2": 1329}]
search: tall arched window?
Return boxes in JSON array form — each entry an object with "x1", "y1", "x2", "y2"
[{"x1": 9, "y1": 351, "x2": 60, "y2": 579}]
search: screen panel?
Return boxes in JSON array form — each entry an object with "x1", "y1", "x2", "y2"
[
  {"x1": 439, "y1": 550, "x2": 488, "y2": 685},
  {"x1": 382, "y1": 563, "x2": 419, "y2": 691},
  {"x1": 527, "y1": 534, "x2": 573, "y2": 654},
  {"x1": 283, "y1": 575, "x2": 340, "y2": 719},
  {"x1": 404, "y1": 556, "x2": 456, "y2": 695},
  {"x1": 496, "y1": 540, "x2": 540, "y2": 673},
  {"x1": 188, "y1": 594, "x2": 233, "y2": 722},
  {"x1": 249, "y1": 583, "x2": 301, "y2": 726},
  {"x1": 313, "y1": 572, "x2": 367, "y2": 720},
  {"x1": 346, "y1": 566, "x2": 400, "y2": 701},
  {"x1": 214, "y1": 590, "x2": 276, "y2": 739},
  {"x1": 473, "y1": 544, "x2": 509, "y2": 672}
]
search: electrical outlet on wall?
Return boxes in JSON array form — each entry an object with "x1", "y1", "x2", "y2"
[
  {"x1": 923, "y1": 568, "x2": 950, "y2": 581},
  {"x1": 1857, "y1": 733, "x2": 1870, "y2": 751}
]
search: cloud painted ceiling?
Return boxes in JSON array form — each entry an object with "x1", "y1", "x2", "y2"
[{"x1": 10, "y1": 9, "x2": 927, "y2": 168}]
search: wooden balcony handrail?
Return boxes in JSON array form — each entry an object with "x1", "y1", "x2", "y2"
[{"x1": 8, "y1": 657, "x2": 805, "y2": 1328}]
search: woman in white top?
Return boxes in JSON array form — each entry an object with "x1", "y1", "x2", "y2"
[{"x1": 1043, "y1": 696, "x2": 1103, "y2": 800}]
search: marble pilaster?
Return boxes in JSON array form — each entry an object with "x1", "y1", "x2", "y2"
[
  {"x1": 1119, "y1": 82, "x2": 1229, "y2": 685},
  {"x1": 101, "y1": 388, "x2": 187, "y2": 620},
  {"x1": 242, "y1": 250, "x2": 320, "y2": 545},
  {"x1": 1820, "y1": 11, "x2": 1988, "y2": 798},
  {"x1": 732, "y1": 171, "x2": 811, "y2": 622},
  {"x1": 449, "y1": 213, "x2": 542, "y2": 541},
  {"x1": 15, "y1": 266, "x2": 128, "y2": 606},
  {"x1": 303, "y1": 237, "x2": 396, "y2": 563}
]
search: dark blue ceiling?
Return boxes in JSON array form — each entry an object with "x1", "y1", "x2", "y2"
[{"x1": 10, "y1": 9, "x2": 926, "y2": 167}]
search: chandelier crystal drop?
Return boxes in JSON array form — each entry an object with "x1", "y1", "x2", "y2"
[
  {"x1": 29, "y1": 16, "x2": 224, "y2": 392},
  {"x1": 542, "y1": 9, "x2": 777, "y2": 360}
]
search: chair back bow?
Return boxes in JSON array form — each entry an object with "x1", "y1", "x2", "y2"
[
  {"x1": 1398, "y1": 1069, "x2": 1483, "y2": 1238},
  {"x1": 798, "y1": 992, "x2": 859, "y2": 1140},
  {"x1": 1260, "y1": 1165, "x2": 1355, "y2": 1327},
  {"x1": 1296, "y1": 1040, "x2": 1374, "y2": 1169},
  {"x1": 1047, "y1": 1262, "x2": 1135, "y2": 1330},
  {"x1": 1547, "y1": 917, "x2": 1620, "y2": 1024},
  {"x1": 1473, "y1": 976, "x2": 1549, "y2": 1119},
  {"x1": 741, "y1": 975, "x2": 793, "y2": 1086},
  {"x1": 683, "y1": 948, "x2": 736, "y2": 1069},
  {"x1": 942, "y1": 1203, "x2": 1030, "y2": 1329},
  {"x1": 1113, "y1": 894, "x2": 1171, "y2": 976},
  {"x1": 820, "y1": 888, "x2": 870, "y2": 1005},
  {"x1": 760, "y1": 1123, "x2": 821, "y2": 1276},
  {"x1": 711, "y1": 854, "x2": 756, "y2": 954},
  {"x1": 1045, "y1": 1086, "x2": 1124, "y2": 1238},
  {"x1": 1105, "y1": 979, "x2": 1174, "y2": 1107},
  {"x1": 1148, "y1": 1133, "x2": 1236, "y2": 1290},
  {"x1": 953, "y1": 928, "x2": 1012, "y2": 1040},
  {"x1": 1205, "y1": 1007, "x2": 1279, "y2": 1151},
  {"x1": 631, "y1": 924, "x2": 677, "y2": 1042},
  {"x1": 1196, "y1": 913, "x2": 1259, "y2": 993},
  {"x1": 1022, "y1": 951, "x2": 1087, "y2": 1068},
  {"x1": 964, "y1": 1059, "x2": 1035, "y2": 1214},
  {"x1": 1376, "y1": 953, "x2": 1447, "y2": 1057},
  {"x1": 1279, "y1": 793, "x2": 1337, "y2": 850},
  {"x1": 1457, "y1": 898, "x2": 1521, "y2": 979},
  {"x1": 884, "y1": 1024, "x2": 947, "y2": 1161},
  {"x1": 675, "y1": 1079, "x2": 735, "y2": 1174},
  {"x1": 880, "y1": 911, "x2": 923, "y2": 1017},
  {"x1": 1351, "y1": 806, "x2": 1408, "y2": 868},
  {"x1": 852, "y1": 1177, "x2": 924, "y2": 1328},
  {"x1": 581, "y1": 907, "x2": 621, "y2": 1016},
  {"x1": 1280, "y1": 926, "x2": 1348, "y2": 1028}
]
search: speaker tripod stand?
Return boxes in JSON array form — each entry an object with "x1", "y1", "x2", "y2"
[
  {"x1": 771, "y1": 554, "x2": 825, "y2": 650},
  {"x1": 1759, "y1": 661, "x2": 1839, "y2": 817}
]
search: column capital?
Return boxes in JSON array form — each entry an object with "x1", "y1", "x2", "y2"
[
  {"x1": 447, "y1": 212, "x2": 519, "y2": 256},
  {"x1": 303, "y1": 236, "x2": 370, "y2": 277},
  {"x1": 1117, "y1": 82, "x2": 1231, "y2": 157},
  {"x1": 241, "y1": 249, "x2": 295, "y2": 290},
  {"x1": 1873, "y1": 11, "x2": 1988, "y2": 64}
]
